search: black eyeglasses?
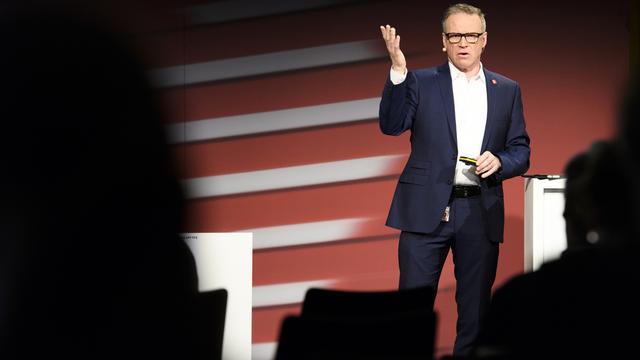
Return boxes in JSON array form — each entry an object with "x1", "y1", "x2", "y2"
[{"x1": 444, "y1": 32, "x2": 485, "y2": 44}]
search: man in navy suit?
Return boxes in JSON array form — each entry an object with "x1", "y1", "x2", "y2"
[{"x1": 378, "y1": 3, "x2": 530, "y2": 356}]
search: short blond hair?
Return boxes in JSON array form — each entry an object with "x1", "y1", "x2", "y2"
[{"x1": 442, "y1": 3, "x2": 486, "y2": 33}]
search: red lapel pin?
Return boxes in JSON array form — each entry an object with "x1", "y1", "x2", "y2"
[{"x1": 491, "y1": 79, "x2": 497, "y2": 85}]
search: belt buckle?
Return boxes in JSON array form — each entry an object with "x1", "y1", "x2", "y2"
[{"x1": 454, "y1": 185, "x2": 478, "y2": 198}]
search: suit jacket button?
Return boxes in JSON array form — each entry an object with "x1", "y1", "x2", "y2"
[
  {"x1": 447, "y1": 180, "x2": 453, "y2": 185},
  {"x1": 451, "y1": 156, "x2": 456, "y2": 161}
]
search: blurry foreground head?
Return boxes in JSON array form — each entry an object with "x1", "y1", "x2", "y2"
[
  {"x1": 563, "y1": 140, "x2": 634, "y2": 251},
  {"x1": 0, "y1": 6, "x2": 198, "y2": 359}
]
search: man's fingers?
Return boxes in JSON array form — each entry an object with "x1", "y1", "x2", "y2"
[
  {"x1": 476, "y1": 153, "x2": 494, "y2": 174},
  {"x1": 476, "y1": 152, "x2": 492, "y2": 169},
  {"x1": 476, "y1": 151, "x2": 490, "y2": 162},
  {"x1": 477, "y1": 163, "x2": 492, "y2": 177},
  {"x1": 481, "y1": 164, "x2": 498, "y2": 178},
  {"x1": 380, "y1": 25, "x2": 400, "y2": 48},
  {"x1": 476, "y1": 158, "x2": 490, "y2": 170},
  {"x1": 390, "y1": 28, "x2": 400, "y2": 50},
  {"x1": 380, "y1": 25, "x2": 390, "y2": 40}
]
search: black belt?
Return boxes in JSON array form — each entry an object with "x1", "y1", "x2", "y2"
[{"x1": 452, "y1": 185, "x2": 481, "y2": 198}]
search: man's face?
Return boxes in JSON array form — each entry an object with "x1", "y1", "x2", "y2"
[{"x1": 442, "y1": 12, "x2": 487, "y2": 73}]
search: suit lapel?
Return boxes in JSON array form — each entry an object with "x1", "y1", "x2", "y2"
[
  {"x1": 481, "y1": 68, "x2": 498, "y2": 151},
  {"x1": 436, "y1": 63, "x2": 457, "y2": 147}
]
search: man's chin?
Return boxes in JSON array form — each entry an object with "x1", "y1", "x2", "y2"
[
  {"x1": 452, "y1": 60, "x2": 477, "y2": 73},
  {"x1": 451, "y1": 61, "x2": 468, "y2": 71}
]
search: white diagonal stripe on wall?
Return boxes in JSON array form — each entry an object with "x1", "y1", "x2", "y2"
[
  {"x1": 182, "y1": 154, "x2": 405, "y2": 199},
  {"x1": 150, "y1": 39, "x2": 385, "y2": 87},
  {"x1": 242, "y1": 217, "x2": 368, "y2": 250},
  {"x1": 253, "y1": 279, "x2": 333, "y2": 308},
  {"x1": 167, "y1": 97, "x2": 381, "y2": 143},
  {"x1": 252, "y1": 342, "x2": 277, "y2": 360}
]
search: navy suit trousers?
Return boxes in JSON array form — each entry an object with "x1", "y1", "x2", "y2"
[{"x1": 398, "y1": 195, "x2": 499, "y2": 356}]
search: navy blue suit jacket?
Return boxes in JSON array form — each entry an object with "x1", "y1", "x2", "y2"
[{"x1": 379, "y1": 63, "x2": 530, "y2": 243}]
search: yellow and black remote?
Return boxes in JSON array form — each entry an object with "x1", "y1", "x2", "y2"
[{"x1": 458, "y1": 156, "x2": 477, "y2": 166}]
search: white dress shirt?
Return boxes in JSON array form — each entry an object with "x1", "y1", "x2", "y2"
[{"x1": 389, "y1": 62, "x2": 488, "y2": 186}]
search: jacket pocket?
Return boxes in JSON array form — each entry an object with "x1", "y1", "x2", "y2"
[
  {"x1": 399, "y1": 172, "x2": 428, "y2": 185},
  {"x1": 406, "y1": 160, "x2": 431, "y2": 175}
]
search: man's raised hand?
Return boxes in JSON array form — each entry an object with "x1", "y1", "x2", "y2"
[{"x1": 380, "y1": 25, "x2": 407, "y2": 74}]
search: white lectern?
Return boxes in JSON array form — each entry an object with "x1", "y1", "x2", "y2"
[
  {"x1": 524, "y1": 177, "x2": 566, "y2": 272},
  {"x1": 182, "y1": 233, "x2": 253, "y2": 360}
]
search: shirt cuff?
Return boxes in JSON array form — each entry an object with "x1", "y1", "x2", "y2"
[{"x1": 389, "y1": 67, "x2": 407, "y2": 85}]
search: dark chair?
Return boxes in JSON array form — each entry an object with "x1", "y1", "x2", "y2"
[
  {"x1": 275, "y1": 286, "x2": 436, "y2": 360},
  {"x1": 275, "y1": 313, "x2": 436, "y2": 360},
  {"x1": 301, "y1": 285, "x2": 435, "y2": 320},
  {"x1": 194, "y1": 289, "x2": 227, "y2": 360}
]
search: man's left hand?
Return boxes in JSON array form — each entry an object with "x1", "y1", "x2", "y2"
[{"x1": 475, "y1": 151, "x2": 501, "y2": 178}]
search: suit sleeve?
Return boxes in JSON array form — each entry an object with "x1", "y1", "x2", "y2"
[
  {"x1": 379, "y1": 71, "x2": 419, "y2": 136},
  {"x1": 495, "y1": 83, "x2": 530, "y2": 180}
]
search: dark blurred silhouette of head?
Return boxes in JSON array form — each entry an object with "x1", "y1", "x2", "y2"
[
  {"x1": 0, "y1": 5, "x2": 199, "y2": 359},
  {"x1": 563, "y1": 140, "x2": 635, "y2": 252}
]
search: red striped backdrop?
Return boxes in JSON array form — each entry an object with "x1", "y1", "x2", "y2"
[{"x1": 119, "y1": 0, "x2": 631, "y2": 357}]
